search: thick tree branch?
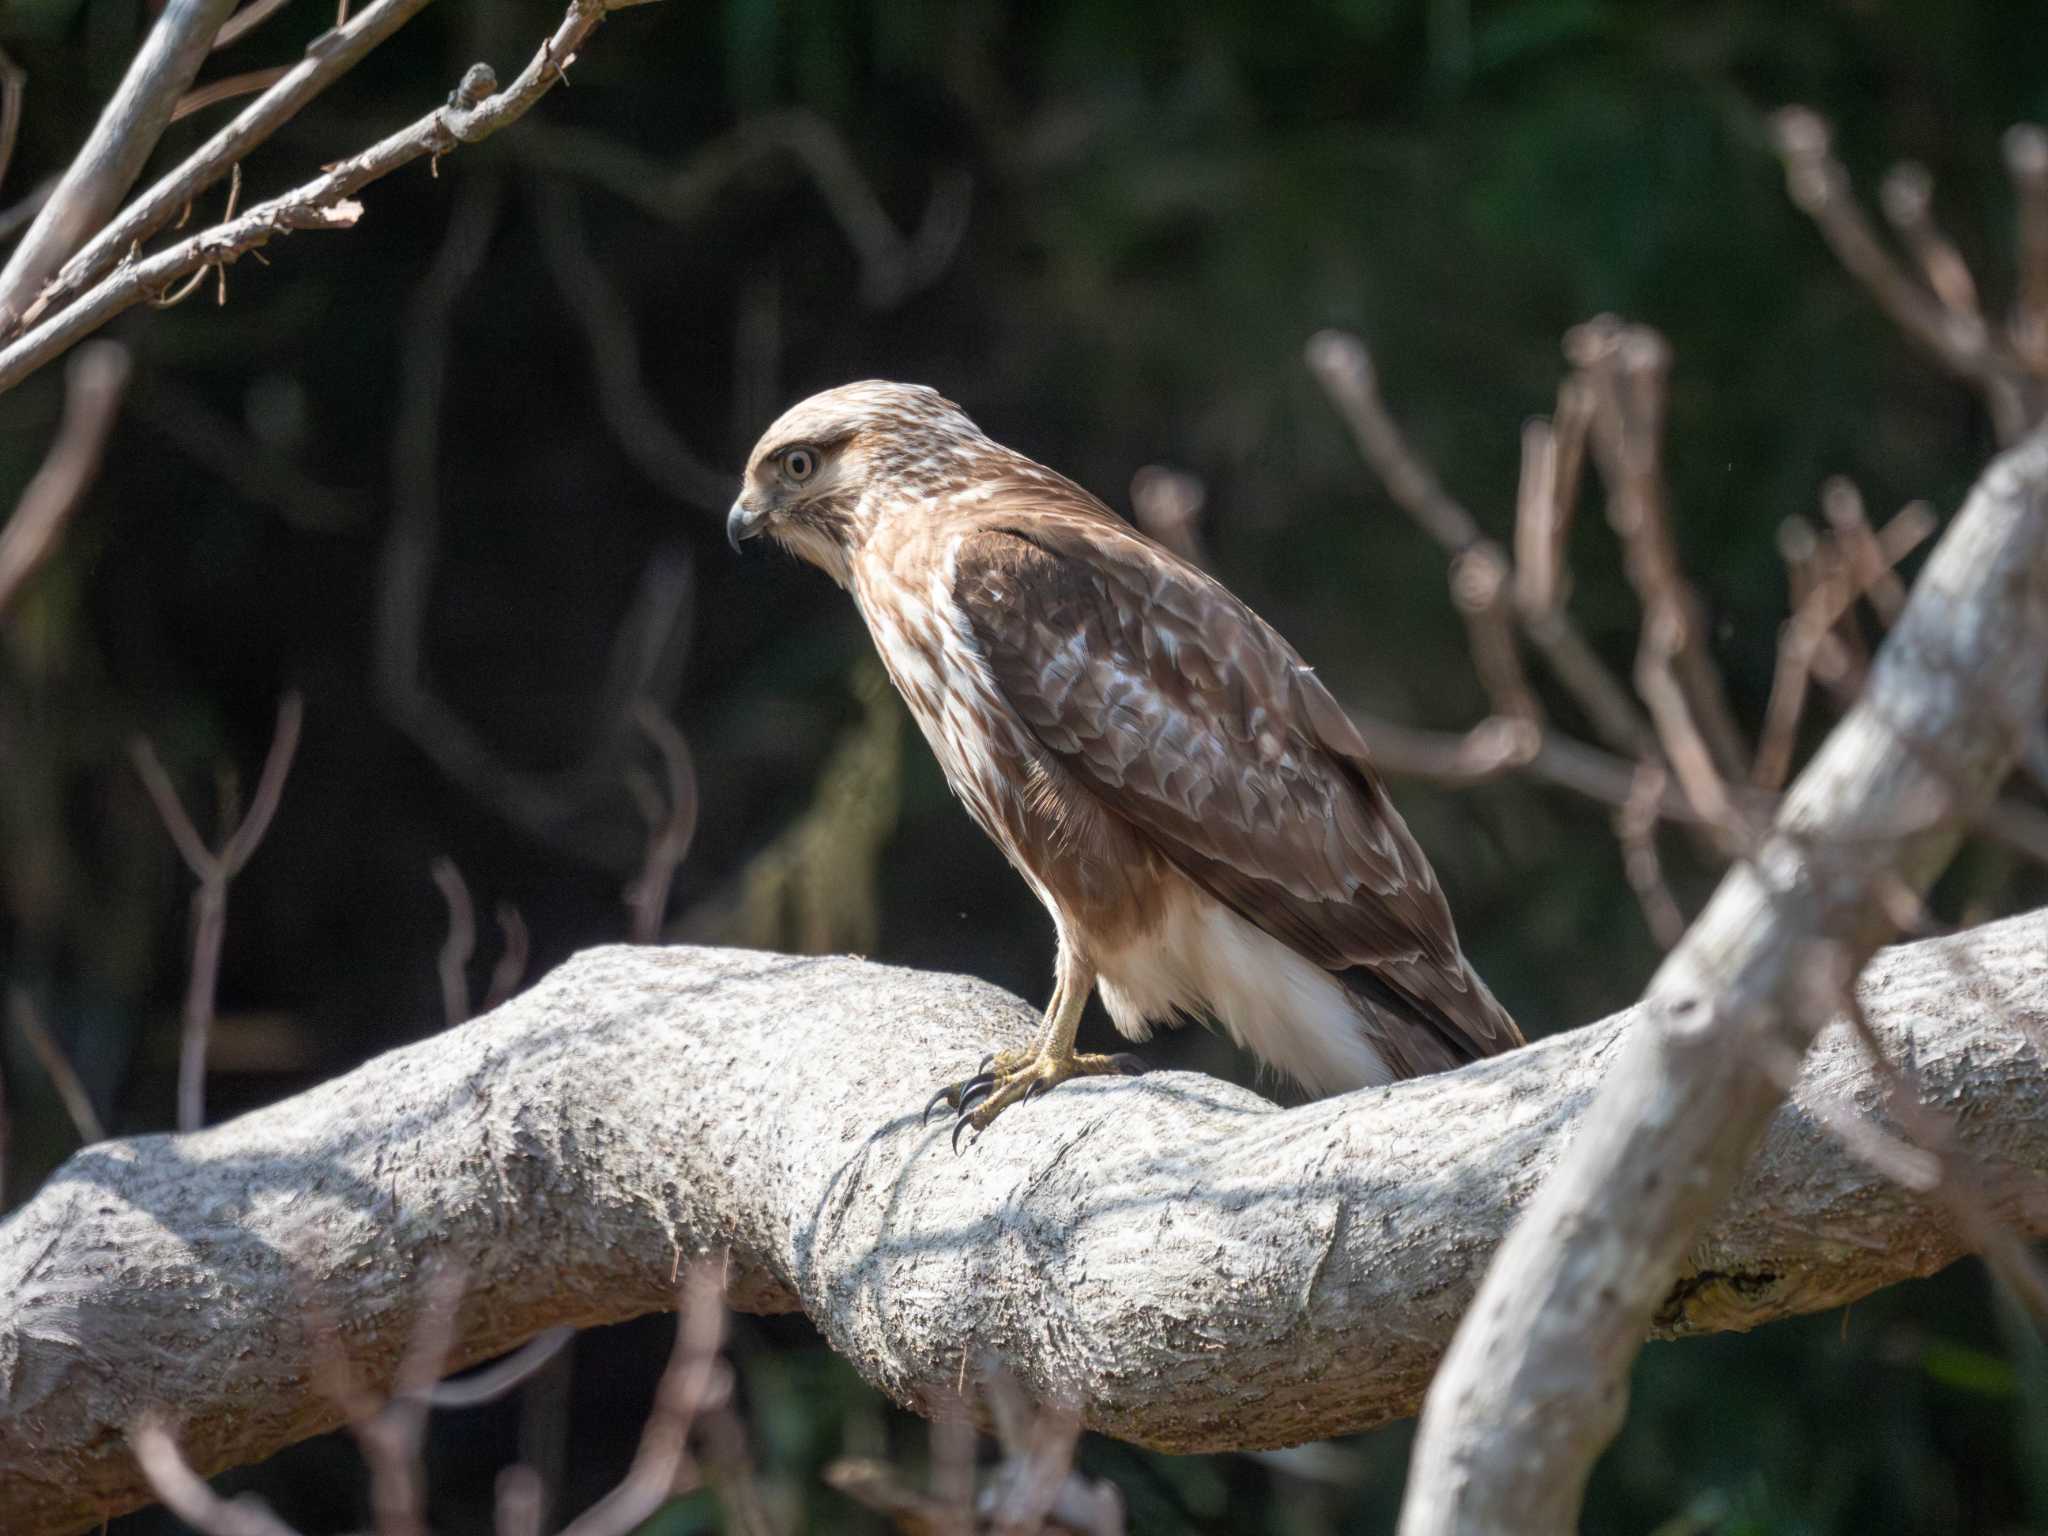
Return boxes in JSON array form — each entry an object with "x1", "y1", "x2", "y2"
[
  {"x1": 2, "y1": 912, "x2": 2046, "y2": 1535},
  {"x1": 0, "y1": 0, "x2": 239, "y2": 327},
  {"x1": 14, "y1": 0, "x2": 438, "y2": 338},
  {"x1": 1399, "y1": 423, "x2": 2048, "y2": 1533},
  {"x1": 0, "y1": 0, "x2": 660, "y2": 398}
]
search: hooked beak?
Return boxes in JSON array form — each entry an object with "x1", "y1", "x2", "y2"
[{"x1": 726, "y1": 499, "x2": 768, "y2": 555}]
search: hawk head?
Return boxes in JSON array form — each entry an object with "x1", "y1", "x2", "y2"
[{"x1": 728, "y1": 381, "x2": 987, "y2": 585}]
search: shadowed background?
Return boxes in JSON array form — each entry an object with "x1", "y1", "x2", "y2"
[{"x1": 2, "y1": 0, "x2": 2045, "y2": 1531}]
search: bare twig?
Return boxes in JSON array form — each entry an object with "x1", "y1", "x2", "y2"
[
  {"x1": 431, "y1": 857, "x2": 476, "y2": 1028},
  {"x1": 1879, "y1": 163, "x2": 1980, "y2": 321},
  {"x1": 482, "y1": 902, "x2": 531, "y2": 1012},
  {"x1": 2006, "y1": 125, "x2": 2048, "y2": 373},
  {"x1": 1449, "y1": 545, "x2": 1541, "y2": 724},
  {"x1": 1754, "y1": 494, "x2": 1935, "y2": 791},
  {"x1": 1306, "y1": 328, "x2": 1659, "y2": 761},
  {"x1": 25, "y1": 0, "x2": 437, "y2": 335},
  {"x1": 130, "y1": 691, "x2": 304, "y2": 1132},
  {"x1": 131, "y1": 1419, "x2": 306, "y2": 1536},
  {"x1": 1569, "y1": 315, "x2": 1751, "y2": 783},
  {"x1": 530, "y1": 176, "x2": 729, "y2": 510},
  {"x1": 373, "y1": 177, "x2": 694, "y2": 860},
  {"x1": 1399, "y1": 421, "x2": 2048, "y2": 1535},
  {"x1": 556, "y1": 1264, "x2": 730, "y2": 1536},
  {"x1": 170, "y1": 66, "x2": 293, "y2": 124},
  {"x1": 1128, "y1": 464, "x2": 1207, "y2": 567},
  {"x1": 0, "y1": 0, "x2": 664, "y2": 396},
  {"x1": 0, "y1": 339, "x2": 130, "y2": 615},
  {"x1": 8, "y1": 985, "x2": 106, "y2": 1144},
  {"x1": 431, "y1": 1327, "x2": 573, "y2": 1409},
  {"x1": 524, "y1": 109, "x2": 971, "y2": 309},
  {"x1": 1774, "y1": 107, "x2": 2038, "y2": 442},
  {"x1": 1305, "y1": 329, "x2": 1481, "y2": 550},
  {"x1": 1616, "y1": 763, "x2": 1685, "y2": 949},
  {"x1": 0, "y1": 50, "x2": 24, "y2": 202},
  {"x1": 0, "y1": 0, "x2": 240, "y2": 328},
  {"x1": 623, "y1": 702, "x2": 699, "y2": 944},
  {"x1": 213, "y1": 0, "x2": 300, "y2": 52}
]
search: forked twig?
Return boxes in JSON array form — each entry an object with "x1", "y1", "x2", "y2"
[
  {"x1": 0, "y1": 339, "x2": 131, "y2": 615},
  {"x1": 130, "y1": 691, "x2": 303, "y2": 1132}
]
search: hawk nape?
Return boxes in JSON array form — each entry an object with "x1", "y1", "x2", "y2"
[{"x1": 728, "y1": 382, "x2": 1522, "y2": 1142}]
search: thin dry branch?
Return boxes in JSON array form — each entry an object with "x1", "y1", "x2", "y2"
[
  {"x1": 531, "y1": 176, "x2": 730, "y2": 510},
  {"x1": 1305, "y1": 328, "x2": 1660, "y2": 762},
  {"x1": 1773, "y1": 107, "x2": 2043, "y2": 442},
  {"x1": 7, "y1": 986, "x2": 106, "y2": 1144},
  {"x1": 0, "y1": 49, "x2": 23, "y2": 201},
  {"x1": 431, "y1": 857, "x2": 476, "y2": 1028},
  {"x1": 623, "y1": 702, "x2": 700, "y2": 945},
  {"x1": 4, "y1": 914, "x2": 2047, "y2": 1535},
  {"x1": 0, "y1": 0, "x2": 240, "y2": 327},
  {"x1": 23, "y1": 0, "x2": 436, "y2": 335},
  {"x1": 524, "y1": 109, "x2": 971, "y2": 310},
  {"x1": 130, "y1": 691, "x2": 304, "y2": 1132},
  {"x1": 0, "y1": 339, "x2": 130, "y2": 615},
  {"x1": 0, "y1": 0, "x2": 662, "y2": 397},
  {"x1": 371, "y1": 176, "x2": 694, "y2": 861},
  {"x1": 1398, "y1": 421, "x2": 2048, "y2": 1534}
]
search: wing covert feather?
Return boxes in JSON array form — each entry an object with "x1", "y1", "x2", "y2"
[{"x1": 949, "y1": 505, "x2": 1517, "y2": 1063}]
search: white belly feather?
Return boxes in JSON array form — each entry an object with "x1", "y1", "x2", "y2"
[{"x1": 1095, "y1": 876, "x2": 1395, "y2": 1096}]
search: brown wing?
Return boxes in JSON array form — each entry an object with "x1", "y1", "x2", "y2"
[{"x1": 950, "y1": 493, "x2": 1521, "y2": 1070}]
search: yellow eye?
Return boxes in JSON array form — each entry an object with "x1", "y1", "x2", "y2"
[{"x1": 780, "y1": 447, "x2": 818, "y2": 483}]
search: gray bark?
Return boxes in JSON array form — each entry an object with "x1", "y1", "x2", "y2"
[
  {"x1": 3, "y1": 913, "x2": 2047, "y2": 1535},
  {"x1": 0, "y1": 0, "x2": 238, "y2": 326},
  {"x1": 1399, "y1": 422, "x2": 2048, "y2": 1534}
]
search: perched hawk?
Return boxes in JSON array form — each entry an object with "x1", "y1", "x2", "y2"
[{"x1": 729, "y1": 382, "x2": 1521, "y2": 1138}]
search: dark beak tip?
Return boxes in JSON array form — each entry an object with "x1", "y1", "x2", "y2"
[{"x1": 725, "y1": 502, "x2": 754, "y2": 556}]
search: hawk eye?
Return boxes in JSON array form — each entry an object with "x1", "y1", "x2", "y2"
[{"x1": 780, "y1": 447, "x2": 818, "y2": 484}]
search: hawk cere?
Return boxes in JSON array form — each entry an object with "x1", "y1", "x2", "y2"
[{"x1": 729, "y1": 382, "x2": 1522, "y2": 1138}]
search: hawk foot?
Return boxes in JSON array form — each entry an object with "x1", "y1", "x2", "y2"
[{"x1": 924, "y1": 1049, "x2": 1145, "y2": 1150}]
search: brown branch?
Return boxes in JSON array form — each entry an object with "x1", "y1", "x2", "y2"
[
  {"x1": 0, "y1": 49, "x2": 24, "y2": 201},
  {"x1": 1305, "y1": 328, "x2": 1660, "y2": 761},
  {"x1": 1773, "y1": 107, "x2": 2037, "y2": 442},
  {"x1": 22, "y1": 0, "x2": 438, "y2": 336},
  {"x1": 1398, "y1": 420, "x2": 2048, "y2": 1535},
  {"x1": 7, "y1": 986, "x2": 106, "y2": 1145},
  {"x1": 430, "y1": 857, "x2": 476, "y2": 1028},
  {"x1": 1569, "y1": 315, "x2": 1751, "y2": 781},
  {"x1": 2006, "y1": 125, "x2": 2048, "y2": 374},
  {"x1": 530, "y1": 175, "x2": 729, "y2": 511},
  {"x1": 0, "y1": 339, "x2": 131, "y2": 615},
  {"x1": 212, "y1": 0, "x2": 301, "y2": 52},
  {"x1": 1128, "y1": 464, "x2": 1207, "y2": 567},
  {"x1": 130, "y1": 691, "x2": 304, "y2": 1132},
  {"x1": 0, "y1": 0, "x2": 664, "y2": 397},
  {"x1": 482, "y1": 902, "x2": 531, "y2": 1012},
  {"x1": 523, "y1": 109, "x2": 972, "y2": 310},
  {"x1": 1879, "y1": 163, "x2": 1981, "y2": 322},
  {"x1": 372, "y1": 175, "x2": 694, "y2": 861},
  {"x1": 0, "y1": 0, "x2": 240, "y2": 328},
  {"x1": 170, "y1": 66, "x2": 293, "y2": 125},
  {"x1": 623, "y1": 702, "x2": 699, "y2": 944}
]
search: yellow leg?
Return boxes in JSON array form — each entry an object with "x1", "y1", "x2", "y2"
[{"x1": 924, "y1": 939, "x2": 1143, "y2": 1144}]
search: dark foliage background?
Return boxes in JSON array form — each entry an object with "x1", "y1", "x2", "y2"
[{"x1": 2, "y1": 0, "x2": 2045, "y2": 1531}]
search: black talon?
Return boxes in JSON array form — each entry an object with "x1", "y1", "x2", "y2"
[
  {"x1": 1110, "y1": 1053, "x2": 1148, "y2": 1076},
  {"x1": 978, "y1": 1053, "x2": 996, "y2": 1073},
  {"x1": 923, "y1": 1083, "x2": 960, "y2": 1125},
  {"x1": 952, "y1": 1116, "x2": 979, "y2": 1154},
  {"x1": 955, "y1": 1076, "x2": 996, "y2": 1118},
  {"x1": 1023, "y1": 1077, "x2": 1049, "y2": 1103}
]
